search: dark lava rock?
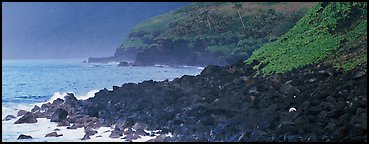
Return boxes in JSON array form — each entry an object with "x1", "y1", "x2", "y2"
[
  {"x1": 31, "y1": 105, "x2": 41, "y2": 112},
  {"x1": 52, "y1": 98, "x2": 64, "y2": 106},
  {"x1": 34, "y1": 111, "x2": 46, "y2": 118},
  {"x1": 118, "y1": 61, "x2": 130, "y2": 66},
  {"x1": 17, "y1": 134, "x2": 32, "y2": 140},
  {"x1": 109, "y1": 130, "x2": 122, "y2": 138},
  {"x1": 17, "y1": 110, "x2": 28, "y2": 117},
  {"x1": 123, "y1": 117, "x2": 135, "y2": 128},
  {"x1": 50, "y1": 108, "x2": 68, "y2": 122},
  {"x1": 123, "y1": 133, "x2": 141, "y2": 141},
  {"x1": 81, "y1": 134, "x2": 91, "y2": 140},
  {"x1": 14, "y1": 112, "x2": 37, "y2": 124},
  {"x1": 353, "y1": 71, "x2": 366, "y2": 79},
  {"x1": 2, "y1": 115, "x2": 16, "y2": 121},
  {"x1": 57, "y1": 120, "x2": 70, "y2": 126},
  {"x1": 64, "y1": 93, "x2": 78, "y2": 105},
  {"x1": 85, "y1": 128, "x2": 98, "y2": 136},
  {"x1": 201, "y1": 65, "x2": 221, "y2": 75},
  {"x1": 45, "y1": 132, "x2": 63, "y2": 137},
  {"x1": 279, "y1": 81, "x2": 300, "y2": 96}
]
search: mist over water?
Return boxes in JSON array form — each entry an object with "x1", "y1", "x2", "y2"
[{"x1": 2, "y1": 2, "x2": 188, "y2": 59}]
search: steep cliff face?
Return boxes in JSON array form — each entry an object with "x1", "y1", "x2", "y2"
[{"x1": 108, "y1": 2, "x2": 315, "y2": 65}]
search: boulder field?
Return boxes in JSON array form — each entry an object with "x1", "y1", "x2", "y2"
[{"x1": 11, "y1": 60, "x2": 367, "y2": 142}]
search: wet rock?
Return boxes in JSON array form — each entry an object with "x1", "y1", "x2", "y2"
[
  {"x1": 2, "y1": 115, "x2": 16, "y2": 121},
  {"x1": 81, "y1": 134, "x2": 91, "y2": 140},
  {"x1": 52, "y1": 98, "x2": 64, "y2": 106},
  {"x1": 123, "y1": 117, "x2": 135, "y2": 128},
  {"x1": 17, "y1": 110, "x2": 28, "y2": 117},
  {"x1": 64, "y1": 93, "x2": 78, "y2": 105},
  {"x1": 57, "y1": 120, "x2": 70, "y2": 126},
  {"x1": 84, "y1": 128, "x2": 98, "y2": 136},
  {"x1": 353, "y1": 71, "x2": 366, "y2": 79},
  {"x1": 109, "y1": 130, "x2": 122, "y2": 138},
  {"x1": 279, "y1": 81, "x2": 300, "y2": 96},
  {"x1": 133, "y1": 122, "x2": 148, "y2": 131},
  {"x1": 31, "y1": 105, "x2": 41, "y2": 112},
  {"x1": 201, "y1": 65, "x2": 221, "y2": 75},
  {"x1": 123, "y1": 133, "x2": 141, "y2": 141},
  {"x1": 50, "y1": 108, "x2": 68, "y2": 122},
  {"x1": 41, "y1": 102, "x2": 52, "y2": 111},
  {"x1": 45, "y1": 132, "x2": 63, "y2": 137},
  {"x1": 118, "y1": 61, "x2": 130, "y2": 66},
  {"x1": 17, "y1": 134, "x2": 32, "y2": 139},
  {"x1": 34, "y1": 111, "x2": 46, "y2": 118},
  {"x1": 14, "y1": 112, "x2": 37, "y2": 124}
]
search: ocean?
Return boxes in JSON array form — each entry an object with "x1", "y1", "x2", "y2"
[{"x1": 2, "y1": 59, "x2": 203, "y2": 142}]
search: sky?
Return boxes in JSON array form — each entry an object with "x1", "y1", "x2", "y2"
[{"x1": 2, "y1": 2, "x2": 189, "y2": 59}]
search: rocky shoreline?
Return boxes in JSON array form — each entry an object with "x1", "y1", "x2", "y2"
[{"x1": 5, "y1": 60, "x2": 367, "y2": 142}]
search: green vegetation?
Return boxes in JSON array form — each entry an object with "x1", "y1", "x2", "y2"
[
  {"x1": 118, "y1": 2, "x2": 315, "y2": 63},
  {"x1": 245, "y1": 2, "x2": 367, "y2": 76}
]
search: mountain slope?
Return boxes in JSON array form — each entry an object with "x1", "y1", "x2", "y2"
[{"x1": 245, "y1": 2, "x2": 367, "y2": 76}]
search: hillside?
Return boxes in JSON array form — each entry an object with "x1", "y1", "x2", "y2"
[
  {"x1": 89, "y1": 2, "x2": 315, "y2": 65},
  {"x1": 245, "y1": 2, "x2": 367, "y2": 76}
]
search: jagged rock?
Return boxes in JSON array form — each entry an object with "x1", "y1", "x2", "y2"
[
  {"x1": 279, "y1": 81, "x2": 300, "y2": 96},
  {"x1": 17, "y1": 134, "x2": 32, "y2": 139},
  {"x1": 41, "y1": 102, "x2": 52, "y2": 111},
  {"x1": 45, "y1": 132, "x2": 63, "y2": 137},
  {"x1": 57, "y1": 120, "x2": 70, "y2": 126},
  {"x1": 118, "y1": 61, "x2": 130, "y2": 66},
  {"x1": 17, "y1": 110, "x2": 28, "y2": 117},
  {"x1": 109, "y1": 130, "x2": 122, "y2": 138},
  {"x1": 64, "y1": 93, "x2": 78, "y2": 105},
  {"x1": 34, "y1": 111, "x2": 46, "y2": 118},
  {"x1": 81, "y1": 134, "x2": 91, "y2": 140},
  {"x1": 14, "y1": 112, "x2": 37, "y2": 124},
  {"x1": 52, "y1": 98, "x2": 64, "y2": 106},
  {"x1": 123, "y1": 133, "x2": 141, "y2": 141},
  {"x1": 31, "y1": 105, "x2": 41, "y2": 112},
  {"x1": 353, "y1": 71, "x2": 366, "y2": 79},
  {"x1": 50, "y1": 108, "x2": 68, "y2": 122},
  {"x1": 123, "y1": 117, "x2": 135, "y2": 128},
  {"x1": 84, "y1": 128, "x2": 98, "y2": 136},
  {"x1": 2, "y1": 115, "x2": 16, "y2": 121}
]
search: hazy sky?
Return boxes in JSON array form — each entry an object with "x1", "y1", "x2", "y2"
[{"x1": 2, "y1": 2, "x2": 188, "y2": 59}]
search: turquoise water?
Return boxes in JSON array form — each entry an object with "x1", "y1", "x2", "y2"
[{"x1": 2, "y1": 59, "x2": 203, "y2": 141}]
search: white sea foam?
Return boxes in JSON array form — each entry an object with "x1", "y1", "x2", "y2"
[
  {"x1": 75, "y1": 90, "x2": 99, "y2": 100},
  {"x1": 2, "y1": 117, "x2": 165, "y2": 142}
]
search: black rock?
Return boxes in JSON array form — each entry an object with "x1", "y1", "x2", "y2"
[
  {"x1": 14, "y1": 112, "x2": 37, "y2": 124},
  {"x1": 50, "y1": 108, "x2": 68, "y2": 122},
  {"x1": 57, "y1": 120, "x2": 70, "y2": 126},
  {"x1": 34, "y1": 111, "x2": 46, "y2": 118},
  {"x1": 17, "y1": 134, "x2": 32, "y2": 140},
  {"x1": 52, "y1": 98, "x2": 64, "y2": 106},
  {"x1": 118, "y1": 61, "x2": 130, "y2": 66},
  {"x1": 31, "y1": 105, "x2": 41, "y2": 112},
  {"x1": 109, "y1": 130, "x2": 122, "y2": 138},
  {"x1": 2, "y1": 115, "x2": 16, "y2": 121},
  {"x1": 81, "y1": 134, "x2": 91, "y2": 140},
  {"x1": 279, "y1": 81, "x2": 300, "y2": 96},
  {"x1": 45, "y1": 132, "x2": 63, "y2": 137},
  {"x1": 17, "y1": 110, "x2": 28, "y2": 117},
  {"x1": 353, "y1": 71, "x2": 366, "y2": 79},
  {"x1": 64, "y1": 93, "x2": 78, "y2": 105}
]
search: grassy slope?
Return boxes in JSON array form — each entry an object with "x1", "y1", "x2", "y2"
[
  {"x1": 245, "y1": 2, "x2": 367, "y2": 76},
  {"x1": 119, "y1": 2, "x2": 315, "y2": 60}
]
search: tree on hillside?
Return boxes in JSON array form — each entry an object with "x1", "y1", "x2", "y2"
[{"x1": 233, "y1": 2, "x2": 246, "y2": 28}]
